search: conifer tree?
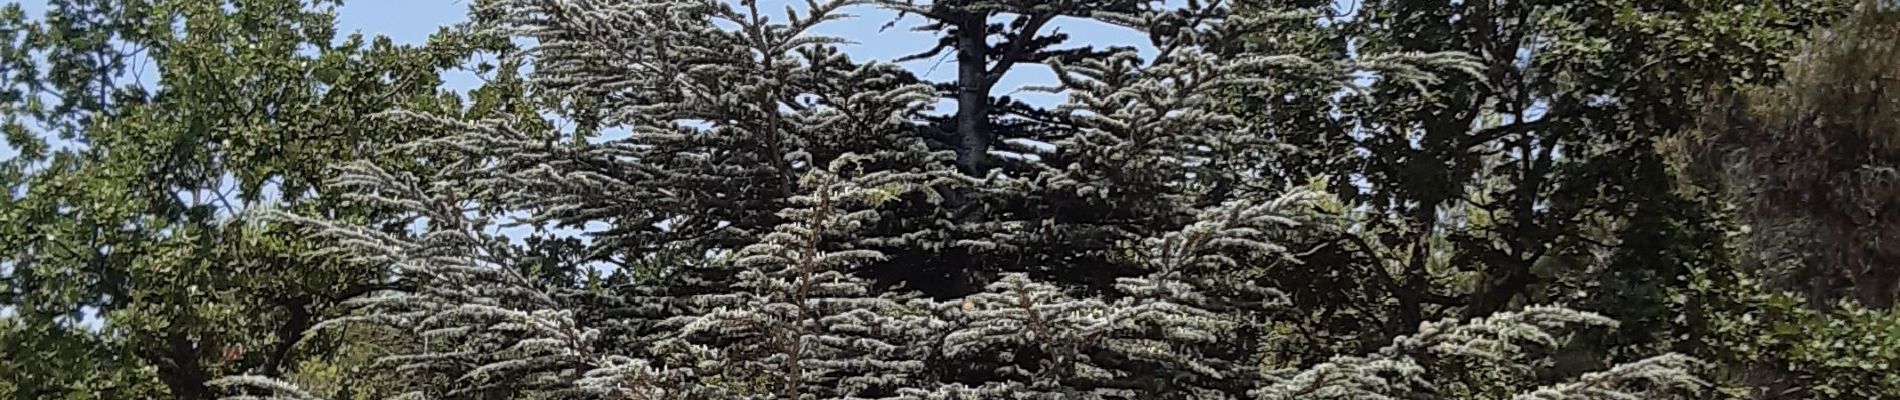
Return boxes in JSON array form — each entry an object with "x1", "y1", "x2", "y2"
[
  {"x1": 214, "y1": 135, "x2": 701, "y2": 399},
  {"x1": 473, "y1": 0, "x2": 952, "y2": 260},
  {"x1": 864, "y1": 0, "x2": 1479, "y2": 296},
  {"x1": 662, "y1": 162, "x2": 941, "y2": 399},
  {"x1": 179, "y1": 1, "x2": 1765, "y2": 399},
  {"x1": 869, "y1": 0, "x2": 1142, "y2": 176},
  {"x1": 864, "y1": 0, "x2": 1236, "y2": 294},
  {"x1": 211, "y1": 1, "x2": 965, "y2": 397},
  {"x1": 437, "y1": 0, "x2": 964, "y2": 374},
  {"x1": 463, "y1": 0, "x2": 968, "y2": 308}
]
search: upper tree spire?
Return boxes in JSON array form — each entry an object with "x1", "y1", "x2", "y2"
[{"x1": 873, "y1": 0, "x2": 1143, "y2": 175}]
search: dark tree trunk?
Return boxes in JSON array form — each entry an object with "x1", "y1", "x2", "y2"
[
  {"x1": 1853, "y1": 267, "x2": 1898, "y2": 309},
  {"x1": 953, "y1": 15, "x2": 992, "y2": 176},
  {"x1": 155, "y1": 331, "x2": 210, "y2": 400},
  {"x1": 927, "y1": 12, "x2": 997, "y2": 297},
  {"x1": 1850, "y1": 221, "x2": 1899, "y2": 308},
  {"x1": 262, "y1": 296, "x2": 314, "y2": 376}
]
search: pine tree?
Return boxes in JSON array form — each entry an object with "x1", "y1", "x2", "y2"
[
  {"x1": 440, "y1": 0, "x2": 965, "y2": 379},
  {"x1": 472, "y1": 0, "x2": 953, "y2": 261},
  {"x1": 662, "y1": 162, "x2": 941, "y2": 399},
  {"x1": 869, "y1": 0, "x2": 1143, "y2": 176},
  {"x1": 464, "y1": 0, "x2": 969, "y2": 324},
  {"x1": 923, "y1": 273, "x2": 1113, "y2": 398},
  {"x1": 862, "y1": 0, "x2": 1477, "y2": 297},
  {"x1": 223, "y1": 1, "x2": 965, "y2": 398},
  {"x1": 179, "y1": 1, "x2": 1768, "y2": 399},
  {"x1": 861, "y1": 0, "x2": 1311, "y2": 294},
  {"x1": 211, "y1": 375, "x2": 326, "y2": 400}
]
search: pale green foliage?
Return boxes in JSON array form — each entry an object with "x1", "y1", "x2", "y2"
[
  {"x1": 270, "y1": 160, "x2": 615, "y2": 399},
  {"x1": 1513, "y1": 354, "x2": 1703, "y2": 400},
  {"x1": 456, "y1": 0, "x2": 959, "y2": 276},
  {"x1": 1254, "y1": 306, "x2": 1703, "y2": 400},
  {"x1": 925, "y1": 273, "x2": 1118, "y2": 397},
  {"x1": 1137, "y1": 191, "x2": 1321, "y2": 277},
  {"x1": 913, "y1": 190, "x2": 1320, "y2": 399},
  {"x1": 660, "y1": 165, "x2": 938, "y2": 399},
  {"x1": 208, "y1": 376, "x2": 325, "y2": 400},
  {"x1": 573, "y1": 356, "x2": 675, "y2": 399}
]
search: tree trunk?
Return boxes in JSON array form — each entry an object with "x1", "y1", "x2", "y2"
[
  {"x1": 932, "y1": 13, "x2": 996, "y2": 297},
  {"x1": 262, "y1": 297, "x2": 314, "y2": 376},
  {"x1": 953, "y1": 15, "x2": 992, "y2": 175},
  {"x1": 1850, "y1": 226, "x2": 1898, "y2": 308},
  {"x1": 155, "y1": 331, "x2": 210, "y2": 400},
  {"x1": 1853, "y1": 267, "x2": 1897, "y2": 309}
]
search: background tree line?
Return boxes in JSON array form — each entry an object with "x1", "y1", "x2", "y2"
[{"x1": 0, "y1": 0, "x2": 1895, "y2": 398}]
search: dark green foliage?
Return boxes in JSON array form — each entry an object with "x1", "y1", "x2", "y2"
[
  {"x1": 1227, "y1": 0, "x2": 1862, "y2": 368},
  {"x1": 0, "y1": 0, "x2": 486, "y2": 398},
  {"x1": 1695, "y1": 4, "x2": 1900, "y2": 308},
  {"x1": 1668, "y1": 5, "x2": 1900, "y2": 398}
]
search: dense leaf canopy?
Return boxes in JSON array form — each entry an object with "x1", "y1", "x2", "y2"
[{"x1": 2, "y1": 0, "x2": 1897, "y2": 399}]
